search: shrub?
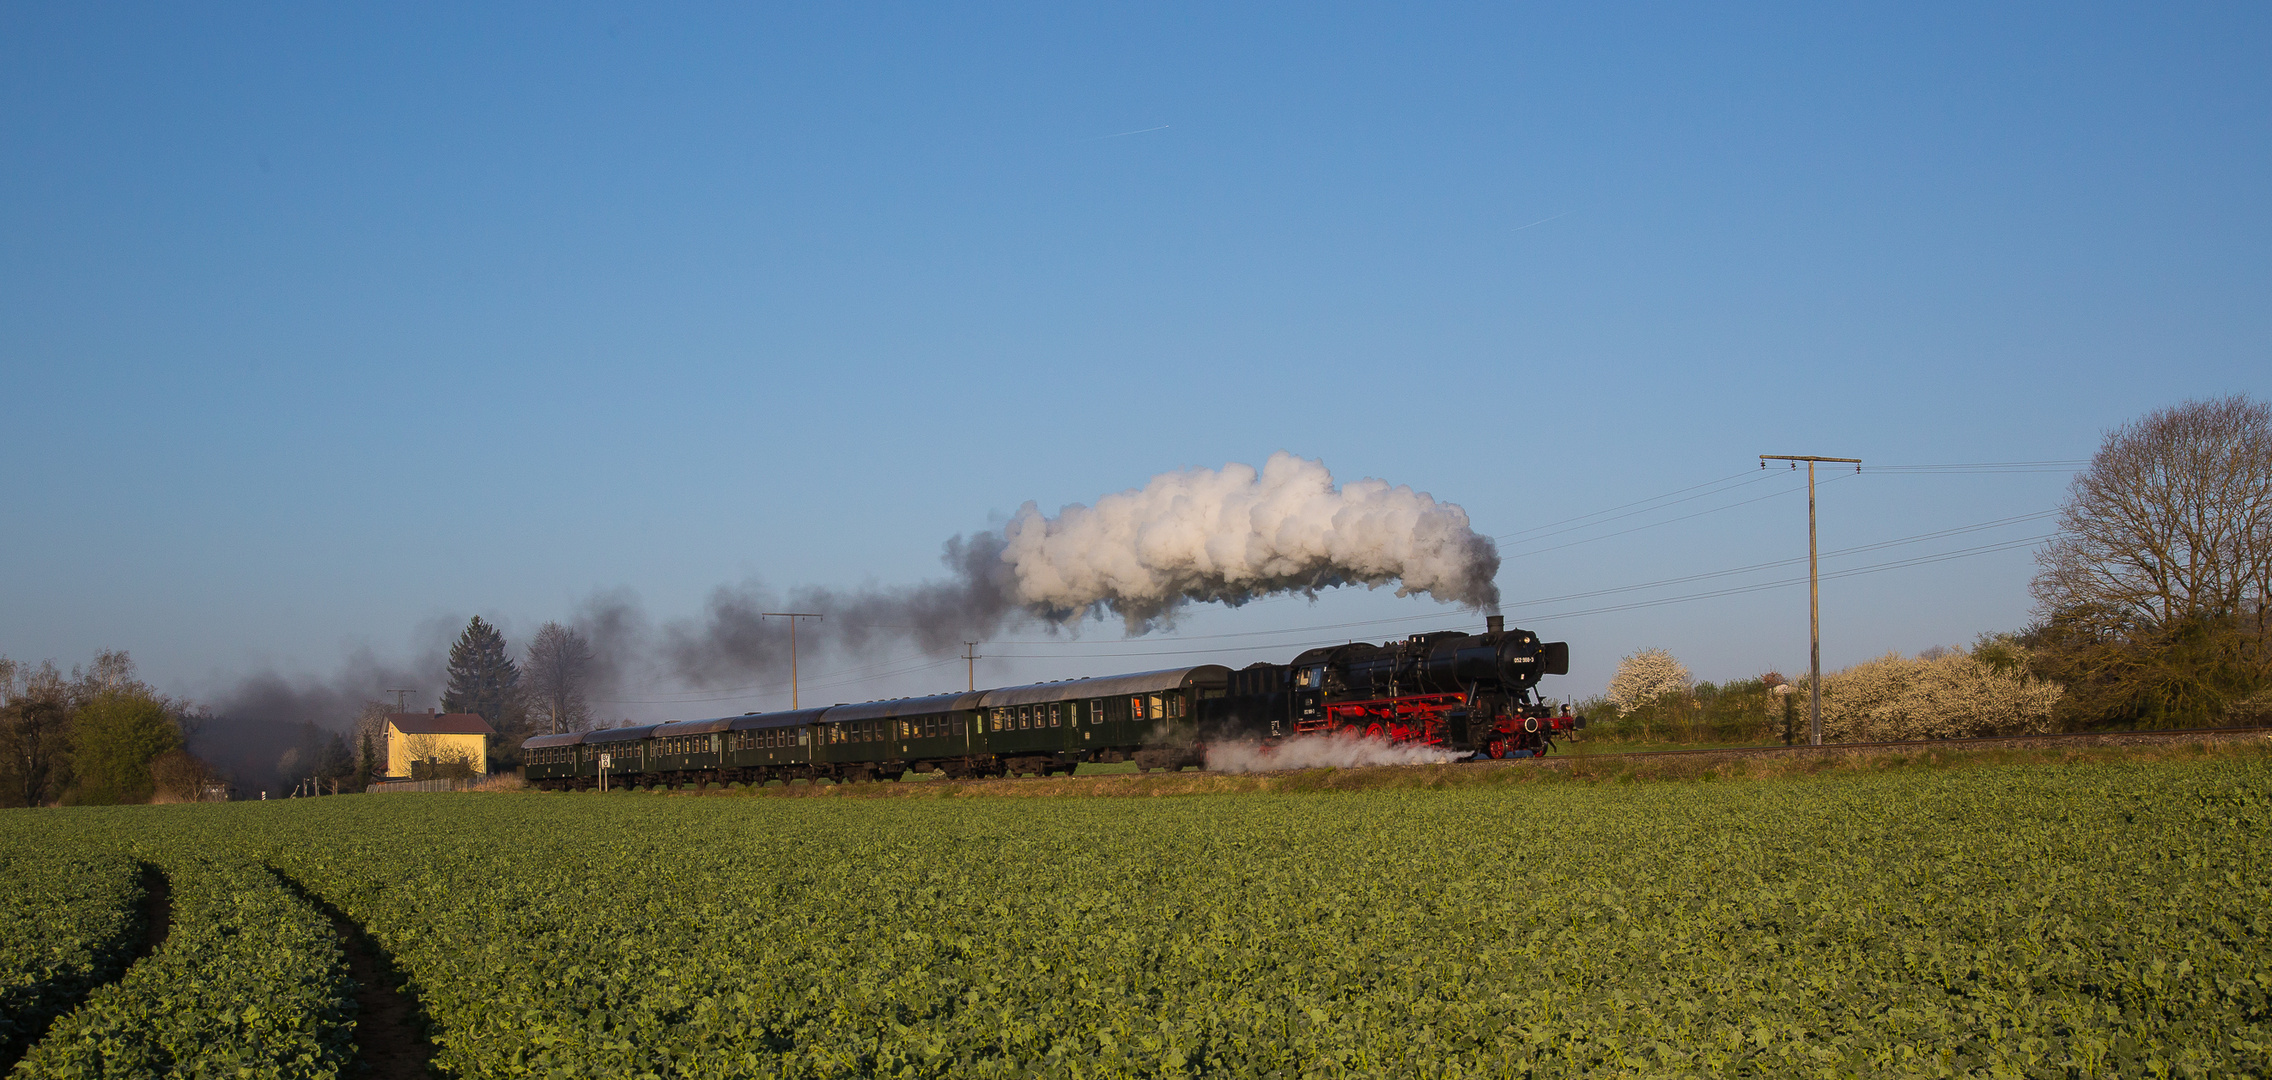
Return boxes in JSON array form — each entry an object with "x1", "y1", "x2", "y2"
[{"x1": 1811, "y1": 646, "x2": 2063, "y2": 742}]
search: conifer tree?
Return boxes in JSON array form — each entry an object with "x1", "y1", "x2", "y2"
[{"x1": 441, "y1": 617, "x2": 522, "y2": 725}]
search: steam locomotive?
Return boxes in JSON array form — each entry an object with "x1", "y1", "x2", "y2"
[{"x1": 521, "y1": 617, "x2": 1576, "y2": 790}]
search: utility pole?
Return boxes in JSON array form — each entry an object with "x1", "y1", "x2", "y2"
[
  {"x1": 385, "y1": 688, "x2": 412, "y2": 712},
  {"x1": 1759, "y1": 454, "x2": 1862, "y2": 746},
  {"x1": 762, "y1": 613, "x2": 823, "y2": 708},
  {"x1": 963, "y1": 642, "x2": 982, "y2": 692}
]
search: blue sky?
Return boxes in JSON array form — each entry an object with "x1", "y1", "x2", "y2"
[{"x1": 3, "y1": 3, "x2": 2266, "y2": 720}]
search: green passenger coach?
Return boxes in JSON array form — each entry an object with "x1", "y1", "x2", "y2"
[{"x1": 521, "y1": 665, "x2": 1233, "y2": 790}]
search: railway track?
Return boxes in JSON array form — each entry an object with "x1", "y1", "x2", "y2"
[{"x1": 1544, "y1": 724, "x2": 2271, "y2": 763}]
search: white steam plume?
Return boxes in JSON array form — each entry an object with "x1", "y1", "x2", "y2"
[
  {"x1": 1002, "y1": 452, "x2": 1500, "y2": 630},
  {"x1": 666, "y1": 454, "x2": 1500, "y2": 686},
  {"x1": 1205, "y1": 731, "x2": 1471, "y2": 773}
]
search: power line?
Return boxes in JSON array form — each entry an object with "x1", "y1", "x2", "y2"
[
  {"x1": 1512, "y1": 508, "x2": 2059, "y2": 608},
  {"x1": 1865, "y1": 460, "x2": 2087, "y2": 473},
  {"x1": 1492, "y1": 470, "x2": 1763, "y2": 541},
  {"x1": 985, "y1": 532, "x2": 2052, "y2": 661},
  {"x1": 981, "y1": 505, "x2": 2055, "y2": 648},
  {"x1": 1521, "y1": 534, "x2": 2051, "y2": 621},
  {"x1": 1502, "y1": 477, "x2": 1820, "y2": 559}
]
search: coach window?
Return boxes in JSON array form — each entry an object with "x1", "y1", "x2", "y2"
[
  {"x1": 1049, "y1": 703, "x2": 1061, "y2": 727},
  {"x1": 1090, "y1": 699, "x2": 1105, "y2": 725},
  {"x1": 1149, "y1": 694, "x2": 1165, "y2": 722}
]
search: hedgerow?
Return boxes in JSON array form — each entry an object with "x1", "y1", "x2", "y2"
[
  {"x1": 0, "y1": 848, "x2": 145, "y2": 1062},
  {"x1": 13, "y1": 851, "x2": 355, "y2": 1080}
]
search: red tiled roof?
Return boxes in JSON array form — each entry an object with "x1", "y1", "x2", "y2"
[{"x1": 386, "y1": 712, "x2": 496, "y2": 736}]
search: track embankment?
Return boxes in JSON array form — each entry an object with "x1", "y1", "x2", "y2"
[{"x1": 551, "y1": 725, "x2": 2272, "y2": 800}]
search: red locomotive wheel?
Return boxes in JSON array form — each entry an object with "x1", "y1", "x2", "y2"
[{"x1": 1364, "y1": 722, "x2": 1384, "y2": 740}]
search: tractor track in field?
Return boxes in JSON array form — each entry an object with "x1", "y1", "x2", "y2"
[
  {"x1": 272, "y1": 873, "x2": 436, "y2": 1080},
  {"x1": 0, "y1": 864, "x2": 171, "y2": 1075}
]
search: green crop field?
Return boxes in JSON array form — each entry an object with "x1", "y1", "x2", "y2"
[{"x1": 2, "y1": 755, "x2": 2268, "y2": 1078}]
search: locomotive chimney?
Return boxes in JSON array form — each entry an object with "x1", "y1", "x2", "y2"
[{"x1": 1486, "y1": 615, "x2": 1504, "y2": 635}]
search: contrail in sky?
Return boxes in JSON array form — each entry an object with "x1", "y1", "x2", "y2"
[
  {"x1": 1091, "y1": 124, "x2": 1170, "y2": 140},
  {"x1": 1511, "y1": 211, "x2": 1570, "y2": 232}
]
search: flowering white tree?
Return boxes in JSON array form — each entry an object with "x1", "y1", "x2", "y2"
[
  {"x1": 1811, "y1": 647, "x2": 2063, "y2": 742},
  {"x1": 1606, "y1": 648, "x2": 1692, "y2": 713}
]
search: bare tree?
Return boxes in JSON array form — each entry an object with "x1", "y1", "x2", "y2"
[
  {"x1": 0, "y1": 659, "x2": 73, "y2": 807},
  {"x1": 2030, "y1": 395, "x2": 2272, "y2": 723},
  {"x1": 523, "y1": 622, "x2": 595, "y2": 735},
  {"x1": 2034, "y1": 395, "x2": 2272, "y2": 633}
]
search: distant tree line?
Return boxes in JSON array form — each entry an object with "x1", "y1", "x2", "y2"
[
  {"x1": 413, "y1": 617, "x2": 599, "y2": 774},
  {"x1": 0, "y1": 651, "x2": 212, "y2": 806},
  {"x1": 0, "y1": 615, "x2": 606, "y2": 805}
]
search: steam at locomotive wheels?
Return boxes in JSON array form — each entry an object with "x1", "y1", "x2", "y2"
[{"x1": 522, "y1": 617, "x2": 1578, "y2": 789}]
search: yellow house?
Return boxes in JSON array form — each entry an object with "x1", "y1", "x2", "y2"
[{"x1": 383, "y1": 711, "x2": 495, "y2": 778}]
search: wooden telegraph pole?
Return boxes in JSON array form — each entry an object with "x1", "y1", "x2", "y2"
[
  {"x1": 762, "y1": 613, "x2": 823, "y2": 708},
  {"x1": 1759, "y1": 454, "x2": 1861, "y2": 746},
  {"x1": 963, "y1": 641, "x2": 981, "y2": 692}
]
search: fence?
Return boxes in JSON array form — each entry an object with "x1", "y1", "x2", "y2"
[{"x1": 366, "y1": 777, "x2": 477, "y2": 794}]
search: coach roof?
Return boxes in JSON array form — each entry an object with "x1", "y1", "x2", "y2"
[
  {"x1": 727, "y1": 707, "x2": 832, "y2": 731},
  {"x1": 522, "y1": 732, "x2": 584, "y2": 750},
  {"x1": 978, "y1": 666, "x2": 1231, "y2": 708},
  {"x1": 821, "y1": 691, "x2": 987, "y2": 723},
  {"x1": 584, "y1": 725, "x2": 659, "y2": 744},
  {"x1": 652, "y1": 716, "x2": 735, "y2": 738}
]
